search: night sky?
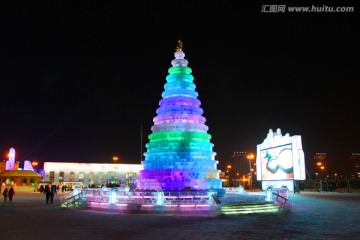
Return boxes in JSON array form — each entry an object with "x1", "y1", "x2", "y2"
[{"x1": 0, "y1": 2, "x2": 358, "y2": 174}]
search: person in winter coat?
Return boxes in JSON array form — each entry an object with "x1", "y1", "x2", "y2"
[
  {"x1": 50, "y1": 188, "x2": 55, "y2": 204},
  {"x1": 44, "y1": 185, "x2": 51, "y2": 204},
  {"x1": 3, "y1": 187, "x2": 8, "y2": 202},
  {"x1": 8, "y1": 187, "x2": 15, "y2": 202}
]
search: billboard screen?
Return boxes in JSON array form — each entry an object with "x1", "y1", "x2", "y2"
[{"x1": 260, "y1": 144, "x2": 294, "y2": 180}]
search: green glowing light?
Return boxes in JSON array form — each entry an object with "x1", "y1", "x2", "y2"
[
  {"x1": 149, "y1": 131, "x2": 211, "y2": 142},
  {"x1": 168, "y1": 66, "x2": 192, "y2": 74}
]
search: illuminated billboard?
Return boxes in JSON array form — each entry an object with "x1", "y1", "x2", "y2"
[
  {"x1": 256, "y1": 128, "x2": 305, "y2": 183},
  {"x1": 260, "y1": 144, "x2": 294, "y2": 180}
]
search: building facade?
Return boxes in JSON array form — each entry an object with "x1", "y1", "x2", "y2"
[
  {"x1": 0, "y1": 170, "x2": 41, "y2": 187},
  {"x1": 44, "y1": 162, "x2": 143, "y2": 188}
]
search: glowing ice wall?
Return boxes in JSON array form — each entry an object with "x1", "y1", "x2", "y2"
[
  {"x1": 6, "y1": 147, "x2": 16, "y2": 170},
  {"x1": 138, "y1": 45, "x2": 222, "y2": 191},
  {"x1": 23, "y1": 160, "x2": 35, "y2": 171}
]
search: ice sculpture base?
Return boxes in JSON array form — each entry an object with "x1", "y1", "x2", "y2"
[{"x1": 74, "y1": 188, "x2": 223, "y2": 216}]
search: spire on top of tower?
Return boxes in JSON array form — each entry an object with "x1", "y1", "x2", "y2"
[
  {"x1": 172, "y1": 40, "x2": 187, "y2": 66},
  {"x1": 175, "y1": 40, "x2": 183, "y2": 52}
]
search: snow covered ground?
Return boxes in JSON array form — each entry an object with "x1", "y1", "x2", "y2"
[{"x1": 1, "y1": 189, "x2": 359, "y2": 240}]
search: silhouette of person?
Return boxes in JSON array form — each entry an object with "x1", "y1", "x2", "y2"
[
  {"x1": 8, "y1": 187, "x2": 15, "y2": 202},
  {"x1": 3, "y1": 187, "x2": 8, "y2": 202},
  {"x1": 50, "y1": 188, "x2": 55, "y2": 204},
  {"x1": 44, "y1": 185, "x2": 51, "y2": 204}
]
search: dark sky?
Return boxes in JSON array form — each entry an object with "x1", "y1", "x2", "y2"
[{"x1": 0, "y1": 2, "x2": 359, "y2": 174}]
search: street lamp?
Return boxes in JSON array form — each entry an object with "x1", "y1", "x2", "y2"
[
  {"x1": 247, "y1": 154, "x2": 254, "y2": 190},
  {"x1": 315, "y1": 161, "x2": 326, "y2": 191},
  {"x1": 227, "y1": 165, "x2": 232, "y2": 186},
  {"x1": 320, "y1": 166, "x2": 325, "y2": 179},
  {"x1": 31, "y1": 161, "x2": 39, "y2": 173},
  {"x1": 112, "y1": 156, "x2": 119, "y2": 163},
  {"x1": 316, "y1": 162, "x2": 326, "y2": 179}
]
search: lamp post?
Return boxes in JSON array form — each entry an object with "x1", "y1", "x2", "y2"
[
  {"x1": 227, "y1": 165, "x2": 232, "y2": 186},
  {"x1": 236, "y1": 173, "x2": 239, "y2": 187},
  {"x1": 316, "y1": 162, "x2": 325, "y2": 191},
  {"x1": 112, "y1": 156, "x2": 119, "y2": 163},
  {"x1": 317, "y1": 162, "x2": 325, "y2": 179},
  {"x1": 247, "y1": 154, "x2": 254, "y2": 190},
  {"x1": 32, "y1": 161, "x2": 38, "y2": 172},
  {"x1": 111, "y1": 156, "x2": 120, "y2": 186}
]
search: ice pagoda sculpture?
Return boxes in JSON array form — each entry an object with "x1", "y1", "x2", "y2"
[{"x1": 138, "y1": 41, "x2": 223, "y2": 192}]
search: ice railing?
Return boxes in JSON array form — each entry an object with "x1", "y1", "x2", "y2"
[
  {"x1": 59, "y1": 189, "x2": 84, "y2": 207},
  {"x1": 265, "y1": 186, "x2": 291, "y2": 210},
  {"x1": 76, "y1": 188, "x2": 218, "y2": 205}
]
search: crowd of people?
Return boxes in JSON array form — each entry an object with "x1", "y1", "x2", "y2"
[
  {"x1": 39, "y1": 184, "x2": 75, "y2": 204},
  {"x1": 38, "y1": 184, "x2": 73, "y2": 194},
  {"x1": 2, "y1": 183, "x2": 76, "y2": 204}
]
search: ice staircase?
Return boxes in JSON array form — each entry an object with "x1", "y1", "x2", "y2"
[
  {"x1": 59, "y1": 192, "x2": 85, "y2": 208},
  {"x1": 221, "y1": 202, "x2": 281, "y2": 215}
]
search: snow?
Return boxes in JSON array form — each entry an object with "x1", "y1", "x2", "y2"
[{"x1": 1, "y1": 189, "x2": 359, "y2": 240}]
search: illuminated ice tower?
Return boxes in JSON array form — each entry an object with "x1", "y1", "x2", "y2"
[
  {"x1": 138, "y1": 41, "x2": 223, "y2": 192},
  {"x1": 6, "y1": 147, "x2": 16, "y2": 170}
]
